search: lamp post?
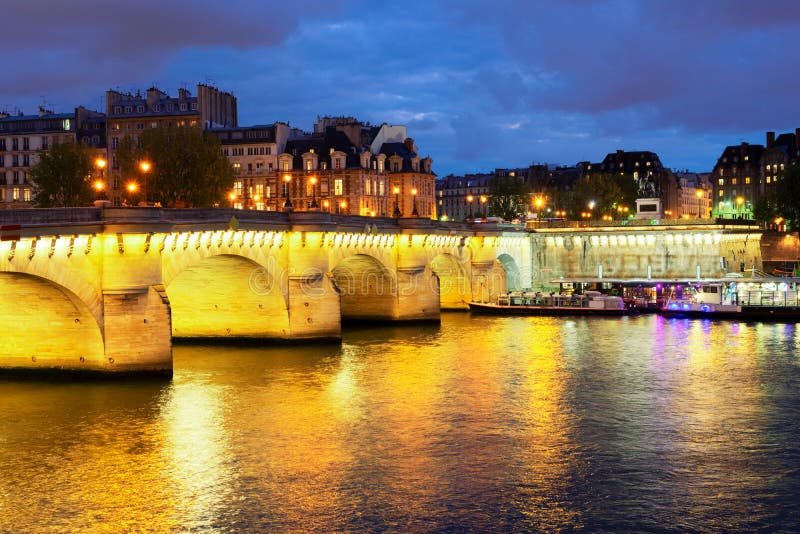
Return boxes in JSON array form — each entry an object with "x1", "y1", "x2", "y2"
[
  {"x1": 139, "y1": 161, "x2": 151, "y2": 205},
  {"x1": 126, "y1": 182, "x2": 139, "y2": 206},
  {"x1": 534, "y1": 196, "x2": 544, "y2": 218},
  {"x1": 696, "y1": 189, "x2": 704, "y2": 218},
  {"x1": 339, "y1": 200, "x2": 348, "y2": 215},
  {"x1": 480, "y1": 195, "x2": 488, "y2": 219},
  {"x1": 411, "y1": 187, "x2": 419, "y2": 217},
  {"x1": 93, "y1": 158, "x2": 107, "y2": 202},
  {"x1": 736, "y1": 196, "x2": 744, "y2": 218},
  {"x1": 283, "y1": 174, "x2": 293, "y2": 211},
  {"x1": 322, "y1": 199, "x2": 330, "y2": 212},
  {"x1": 466, "y1": 194, "x2": 474, "y2": 220},
  {"x1": 309, "y1": 176, "x2": 319, "y2": 210},
  {"x1": 228, "y1": 191, "x2": 236, "y2": 208},
  {"x1": 393, "y1": 186, "x2": 402, "y2": 217}
]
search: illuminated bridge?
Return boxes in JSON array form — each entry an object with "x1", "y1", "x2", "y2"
[{"x1": 0, "y1": 208, "x2": 530, "y2": 375}]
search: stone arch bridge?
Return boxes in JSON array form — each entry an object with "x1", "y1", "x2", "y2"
[{"x1": 0, "y1": 208, "x2": 530, "y2": 375}]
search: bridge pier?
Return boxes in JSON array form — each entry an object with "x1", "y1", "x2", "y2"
[
  {"x1": 394, "y1": 267, "x2": 440, "y2": 322},
  {"x1": 102, "y1": 286, "x2": 172, "y2": 375}
]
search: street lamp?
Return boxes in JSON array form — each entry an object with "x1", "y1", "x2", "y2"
[
  {"x1": 126, "y1": 182, "x2": 139, "y2": 206},
  {"x1": 139, "y1": 161, "x2": 151, "y2": 205},
  {"x1": 339, "y1": 200, "x2": 348, "y2": 215},
  {"x1": 309, "y1": 176, "x2": 319, "y2": 209},
  {"x1": 411, "y1": 187, "x2": 419, "y2": 217},
  {"x1": 480, "y1": 195, "x2": 488, "y2": 219},
  {"x1": 283, "y1": 174, "x2": 293, "y2": 211},
  {"x1": 322, "y1": 199, "x2": 330, "y2": 212},
  {"x1": 228, "y1": 191, "x2": 236, "y2": 208},
  {"x1": 393, "y1": 186, "x2": 402, "y2": 217},
  {"x1": 696, "y1": 189, "x2": 704, "y2": 218},
  {"x1": 93, "y1": 158, "x2": 107, "y2": 201},
  {"x1": 466, "y1": 193, "x2": 474, "y2": 220},
  {"x1": 534, "y1": 196, "x2": 544, "y2": 217},
  {"x1": 736, "y1": 196, "x2": 745, "y2": 217}
]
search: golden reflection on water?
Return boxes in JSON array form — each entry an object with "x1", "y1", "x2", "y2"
[{"x1": 0, "y1": 315, "x2": 798, "y2": 531}]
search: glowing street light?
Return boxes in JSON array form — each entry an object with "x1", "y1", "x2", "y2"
[
  {"x1": 466, "y1": 193, "x2": 474, "y2": 219},
  {"x1": 393, "y1": 186, "x2": 402, "y2": 217},
  {"x1": 228, "y1": 191, "x2": 236, "y2": 207},
  {"x1": 283, "y1": 174, "x2": 293, "y2": 210},
  {"x1": 480, "y1": 194, "x2": 488, "y2": 219},
  {"x1": 139, "y1": 161, "x2": 151, "y2": 205},
  {"x1": 411, "y1": 187, "x2": 419, "y2": 217},
  {"x1": 309, "y1": 176, "x2": 319, "y2": 209},
  {"x1": 322, "y1": 199, "x2": 330, "y2": 212},
  {"x1": 696, "y1": 189, "x2": 704, "y2": 218}
]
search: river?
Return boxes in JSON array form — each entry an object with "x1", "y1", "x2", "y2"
[{"x1": 1, "y1": 313, "x2": 799, "y2": 531}]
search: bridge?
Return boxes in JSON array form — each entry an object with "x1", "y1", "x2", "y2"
[{"x1": 0, "y1": 208, "x2": 531, "y2": 375}]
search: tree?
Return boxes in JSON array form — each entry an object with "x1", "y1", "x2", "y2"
[
  {"x1": 29, "y1": 141, "x2": 95, "y2": 207},
  {"x1": 773, "y1": 163, "x2": 800, "y2": 231},
  {"x1": 568, "y1": 172, "x2": 636, "y2": 218},
  {"x1": 118, "y1": 127, "x2": 234, "y2": 207},
  {"x1": 487, "y1": 175, "x2": 532, "y2": 221}
]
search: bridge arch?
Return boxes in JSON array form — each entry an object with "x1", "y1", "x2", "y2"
[
  {"x1": 166, "y1": 253, "x2": 290, "y2": 340},
  {"x1": 431, "y1": 252, "x2": 470, "y2": 309},
  {"x1": 330, "y1": 253, "x2": 397, "y2": 321},
  {"x1": 0, "y1": 272, "x2": 105, "y2": 370},
  {"x1": 497, "y1": 253, "x2": 522, "y2": 291}
]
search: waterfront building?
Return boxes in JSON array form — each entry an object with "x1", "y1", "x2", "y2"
[
  {"x1": 238, "y1": 116, "x2": 437, "y2": 218},
  {"x1": 436, "y1": 172, "x2": 493, "y2": 221},
  {"x1": 105, "y1": 84, "x2": 237, "y2": 205},
  {"x1": 711, "y1": 142, "x2": 763, "y2": 219},
  {"x1": 0, "y1": 106, "x2": 106, "y2": 209}
]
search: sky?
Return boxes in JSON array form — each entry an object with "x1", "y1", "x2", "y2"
[{"x1": 4, "y1": 0, "x2": 800, "y2": 176}]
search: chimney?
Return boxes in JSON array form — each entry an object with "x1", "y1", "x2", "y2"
[
  {"x1": 403, "y1": 137, "x2": 415, "y2": 154},
  {"x1": 767, "y1": 131, "x2": 775, "y2": 149}
]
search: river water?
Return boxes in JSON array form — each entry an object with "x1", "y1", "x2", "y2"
[{"x1": 1, "y1": 313, "x2": 799, "y2": 532}]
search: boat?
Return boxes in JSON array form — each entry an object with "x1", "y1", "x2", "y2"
[
  {"x1": 468, "y1": 290, "x2": 629, "y2": 316},
  {"x1": 659, "y1": 279, "x2": 800, "y2": 321}
]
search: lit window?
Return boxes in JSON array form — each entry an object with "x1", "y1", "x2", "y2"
[
  {"x1": 718, "y1": 189, "x2": 724, "y2": 197},
  {"x1": 767, "y1": 176, "x2": 771, "y2": 184},
  {"x1": 731, "y1": 178, "x2": 737, "y2": 185},
  {"x1": 781, "y1": 163, "x2": 785, "y2": 170},
  {"x1": 334, "y1": 179, "x2": 343, "y2": 195},
  {"x1": 745, "y1": 177, "x2": 750, "y2": 184},
  {"x1": 718, "y1": 178, "x2": 724, "y2": 186}
]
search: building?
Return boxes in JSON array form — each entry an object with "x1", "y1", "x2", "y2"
[
  {"x1": 105, "y1": 84, "x2": 237, "y2": 205},
  {"x1": 0, "y1": 106, "x2": 105, "y2": 209},
  {"x1": 674, "y1": 172, "x2": 712, "y2": 219},
  {"x1": 221, "y1": 117, "x2": 436, "y2": 218},
  {"x1": 710, "y1": 142, "x2": 764, "y2": 218},
  {"x1": 435, "y1": 172, "x2": 493, "y2": 221},
  {"x1": 762, "y1": 129, "x2": 800, "y2": 198}
]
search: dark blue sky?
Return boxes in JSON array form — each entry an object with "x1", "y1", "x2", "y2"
[{"x1": 4, "y1": 0, "x2": 800, "y2": 176}]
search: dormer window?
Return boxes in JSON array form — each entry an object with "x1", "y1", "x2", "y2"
[
  {"x1": 190, "y1": 103, "x2": 198, "y2": 111},
  {"x1": 153, "y1": 104, "x2": 161, "y2": 112},
  {"x1": 137, "y1": 105, "x2": 144, "y2": 113},
  {"x1": 180, "y1": 103, "x2": 187, "y2": 111},
  {"x1": 113, "y1": 106, "x2": 122, "y2": 114}
]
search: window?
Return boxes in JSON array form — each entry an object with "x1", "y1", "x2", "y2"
[
  {"x1": 718, "y1": 178, "x2": 724, "y2": 186},
  {"x1": 0, "y1": 155, "x2": 3, "y2": 167},
  {"x1": 766, "y1": 164, "x2": 771, "y2": 171},
  {"x1": 11, "y1": 155, "x2": 18, "y2": 167},
  {"x1": 305, "y1": 160, "x2": 313, "y2": 171},
  {"x1": 334, "y1": 179, "x2": 343, "y2": 195},
  {"x1": 23, "y1": 188, "x2": 31, "y2": 202},
  {"x1": 268, "y1": 163, "x2": 273, "y2": 172},
  {"x1": 150, "y1": 122, "x2": 158, "y2": 128},
  {"x1": 12, "y1": 138, "x2": 18, "y2": 150},
  {"x1": 281, "y1": 161, "x2": 289, "y2": 171},
  {"x1": 41, "y1": 136, "x2": 48, "y2": 149},
  {"x1": 266, "y1": 147, "x2": 272, "y2": 155},
  {"x1": 366, "y1": 179, "x2": 371, "y2": 195},
  {"x1": 12, "y1": 187, "x2": 19, "y2": 201},
  {"x1": 12, "y1": 171, "x2": 19, "y2": 184},
  {"x1": 191, "y1": 103, "x2": 198, "y2": 111},
  {"x1": 137, "y1": 105, "x2": 145, "y2": 113},
  {"x1": 767, "y1": 176, "x2": 772, "y2": 184},
  {"x1": 113, "y1": 106, "x2": 122, "y2": 114},
  {"x1": 781, "y1": 163, "x2": 785, "y2": 170},
  {"x1": 0, "y1": 139, "x2": 5, "y2": 151},
  {"x1": 23, "y1": 137, "x2": 29, "y2": 150},
  {"x1": 731, "y1": 178, "x2": 737, "y2": 185},
  {"x1": 745, "y1": 177, "x2": 750, "y2": 184},
  {"x1": 167, "y1": 104, "x2": 174, "y2": 112},
  {"x1": 153, "y1": 104, "x2": 161, "y2": 112},
  {"x1": 111, "y1": 137, "x2": 119, "y2": 149},
  {"x1": 124, "y1": 106, "x2": 132, "y2": 113},
  {"x1": 233, "y1": 181, "x2": 243, "y2": 195},
  {"x1": 22, "y1": 155, "x2": 29, "y2": 167},
  {"x1": 718, "y1": 189, "x2": 724, "y2": 197},
  {"x1": 180, "y1": 103, "x2": 187, "y2": 111},
  {"x1": 379, "y1": 181, "x2": 385, "y2": 195}
]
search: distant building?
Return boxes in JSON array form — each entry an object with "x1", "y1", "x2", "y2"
[
  {"x1": 105, "y1": 84, "x2": 237, "y2": 205},
  {"x1": 582, "y1": 150, "x2": 680, "y2": 216},
  {"x1": 710, "y1": 142, "x2": 763, "y2": 218},
  {"x1": 0, "y1": 106, "x2": 105, "y2": 209},
  {"x1": 435, "y1": 172, "x2": 493, "y2": 221},
  {"x1": 674, "y1": 172, "x2": 712, "y2": 219},
  {"x1": 762, "y1": 129, "x2": 800, "y2": 198}
]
